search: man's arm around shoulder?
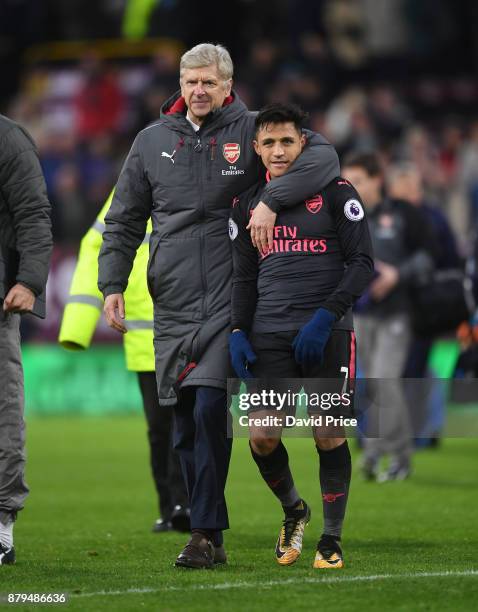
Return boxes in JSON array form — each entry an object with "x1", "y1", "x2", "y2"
[{"x1": 261, "y1": 133, "x2": 340, "y2": 213}]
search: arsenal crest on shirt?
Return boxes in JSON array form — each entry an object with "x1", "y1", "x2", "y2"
[
  {"x1": 223, "y1": 143, "x2": 241, "y2": 164},
  {"x1": 305, "y1": 194, "x2": 323, "y2": 214}
]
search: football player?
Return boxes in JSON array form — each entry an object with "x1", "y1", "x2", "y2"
[{"x1": 229, "y1": 103, "x2": 374, "y2": 568}]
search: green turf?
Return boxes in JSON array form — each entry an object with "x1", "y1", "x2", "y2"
[{"x1": 2, "y1": 416, "x2": 477, "y2": 611}]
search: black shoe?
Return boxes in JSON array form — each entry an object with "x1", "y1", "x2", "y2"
[
  {"x1": 152, "y1": 518, "x2": 173, "y2": 533},
  {"x1": 175, "y1": 533, "x2": 215, "y2": 569},
  {"x1": 214, "y1": 544, "x2": 227, "y2": 565},
  {"x1": 171, "y1": 505, "x2": 191, "y2": 533},
  {"x1": 0, "y1": 544, "x2": 15, "y2": 565},
  {"x1": 314, "y1": 534, "x2": 343, "y2": 569}
]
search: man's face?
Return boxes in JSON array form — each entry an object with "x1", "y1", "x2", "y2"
[
  {"x1": 389, "y1": 171, "x2": 423, "y2": 205},
  {"x1": 180, "y1": 64, "x2": 232, "y2": 124},
  {"x1": 343, "y1": 166, "x2": 382, "y2": 207},
  {"x1": 254, "y1": 122, "x2": 306, "y2": 178}
]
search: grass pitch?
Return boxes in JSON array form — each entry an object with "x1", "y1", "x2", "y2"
[{"x1": 3, "y1": 416, "x2": 478, "y2": 611}]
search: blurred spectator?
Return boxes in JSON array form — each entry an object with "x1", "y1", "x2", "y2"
[
  {"x1": 386, "y1": 162, "x2": 459, "y2": 270},
  {"x1": 459, "y1": 121, "x2": 478, "y2": 231},
  {"x1": 74, "y1": 54, "x2": 125, "y2": 142},
  {"x1": 367, "y1": 85, "x2": 410, "y2": 150},
  {"x1": 438, "y1": 120, "x2": 463, "y2": 184},
  {"x1": 78, "y1": 135, "x2": 116, "y2": 213},
  {"x1": 51, "y1": 163, "x2": 85, "y2": 243},
  {"x1": 7, "y1": 95, "x2": 44, "y2": 145},
  {"x1": 280, "y1": 68, "x2": 323, "y2": 114},
  {"x1": 296, "y1": 32, "x2": 336, "y2": 102},
  {"x1": 147, "y1": 48, "x2": 180, "y2": 93},
  {"x1": 345, "y1": 107, "x2": 378, "y2": 154},
  {"x1": 38, "y1": 126, "x2": 78, "y2": 241},
  {"x1": 343, "y1": 151, "x2": 436, "y2": 482},
  {"x1": 398, "y1": 125, "x2": 445, "y2": 195},
  {"x1": 386, "y1": 163, "x2": 459, "y2": 383},
  {"x1": 238, "y1": 40, "x2": 281, "y2": 109},
  {"x1": 362, "y1": 0, "x2": 408, "y2": 58},
  {"x1": 324, "y1": 88, "x2": 369, "y2": 152},
  {"x1": 323, "y1": 0, "x2": 367, "y2": 70},
  {"x1": 135, "y1": 49, "x2": 180, "y2": 129}
]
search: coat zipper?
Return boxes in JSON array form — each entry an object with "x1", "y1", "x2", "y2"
[
  {"x1": 195, "y1": 135, "x2": 208, "y2": 318},
  {"x1": 206, "y1": 137, "x2": 217, "y2": 181}
]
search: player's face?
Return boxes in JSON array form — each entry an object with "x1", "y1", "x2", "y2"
[
  {"x1": 254, "y1": 122, "x2": 306, "y2": 178},
  {"x1": 389, "y1": 171, "x2": 423, "y2": 205},
  {"x1": 180, "y1": 65, "x2": 232, "y2": 125},
  {"x1": 343, "y1": 166, "x2": 382, "y2": 207}
]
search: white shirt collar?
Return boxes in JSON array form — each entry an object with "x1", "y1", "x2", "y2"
[{"x1": 186, "y1": 112, "x2": 200, "y2": 132}]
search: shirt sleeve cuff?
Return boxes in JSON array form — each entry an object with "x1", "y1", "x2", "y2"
[
  {"x1": 16, "y1": 279, "x2": 41, "y2": 297},
  {"x1": 101, "y1": 285, "x2": 125, "y2": 298},
  {"x1": 259, "y1": 194, "x2": 281, "y2": 213}
]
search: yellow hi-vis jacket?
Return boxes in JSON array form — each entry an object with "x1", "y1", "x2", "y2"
[{"x1": 58, "y1": 191, "x2": 154, "y2": 371}]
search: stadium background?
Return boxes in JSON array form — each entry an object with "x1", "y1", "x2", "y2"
[{"x1": 1, "y1": 1, "x2": 477, "y2": 609}]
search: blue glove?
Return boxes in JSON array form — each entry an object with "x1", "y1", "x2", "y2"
[
  {"x1": 229, "y1": 330, "x2": 257, "y2": 379},
  {"x1": 292, "y1": 308, "x2": 335, "y2": 365}
]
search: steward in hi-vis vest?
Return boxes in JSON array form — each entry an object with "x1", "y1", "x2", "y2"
[
  {"x1": 58, "y1": 190, "x2": 189, "y2": 534},
  {"x1": 59, "y1": 190, "x2": 153, "y2": 370}
]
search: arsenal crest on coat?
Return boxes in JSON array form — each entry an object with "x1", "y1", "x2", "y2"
[{"x1": 223, "y1": 143, "x2": 241, "y2": 164}]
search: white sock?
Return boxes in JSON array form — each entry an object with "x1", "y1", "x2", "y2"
[{"x1": 0, "y1": 520, "x2": 14, "y2": 549}]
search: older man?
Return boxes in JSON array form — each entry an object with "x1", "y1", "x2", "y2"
[{"x1": 98, "y1": 43, "x2": 339, "y2": 568}]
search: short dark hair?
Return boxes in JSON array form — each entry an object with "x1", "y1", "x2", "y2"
[
  {"x1": 342, "y1": 151, "x2": 382, "y2": 178},
  {"x1": 255, "y1": 102, "x2": 308, "y2": 135}
]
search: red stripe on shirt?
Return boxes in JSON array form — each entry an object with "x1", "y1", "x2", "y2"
[{"x1": 349, "y1": 331, "x2": 356, "y2": 380}]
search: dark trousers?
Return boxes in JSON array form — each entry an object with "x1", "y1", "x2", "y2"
[
  {"x1": 403, "y1": 336, "x2": 433, "y2": 379},
  {"x1": 137, "y1": 372, "x2": 188, "y2": 521},
  {"x1": 173, "y1": 386, "x2": 232, "y2": 542}
]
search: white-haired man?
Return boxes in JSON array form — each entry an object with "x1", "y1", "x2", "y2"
[{"x1": 99, "y1": 43, "x2": 340, "y2": 568}]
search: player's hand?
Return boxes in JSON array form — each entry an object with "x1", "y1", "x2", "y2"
[
  {"x1": 104, "y1": 293, "x2": 127, "y2": 334},
  {"x1": 292, "y1": 308, "x2": 335, "y2": 364},
  {"x1": 370, "y1": 261, "x2": 399, "y2": 301},
  {"x1": 246, "y1": 201, "x2": 277, "y2": 256},
  {"x1": 229, "y1": 330, "x2": 257, "y2": 378},
  {"x1": 2, "y1": 283, "x2": 35, "y2": 313}
]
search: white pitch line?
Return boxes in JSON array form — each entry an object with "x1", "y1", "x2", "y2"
[{"x1": 72, "y1": 569, "x2": 478, "y2": 599}]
